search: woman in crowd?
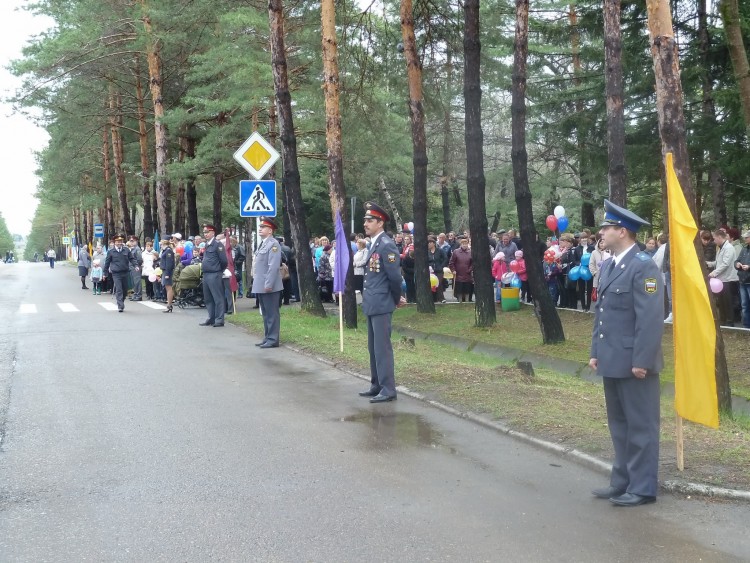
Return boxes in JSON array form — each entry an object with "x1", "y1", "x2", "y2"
[
  {"x1": 77, "y1": 245, "x2": 90, "y2": 290},
  {"x1": 160, "y1": 239, "x2": 176, "y2": 313},
  {"x1": 352, "y1": 238, "x2": 368, "y2": 293},
  {"x1": 449, "y1": 237, "x2": 473, "y2": 302},
  {"x1": 402, "y1": 244, "x2": 416, "y2": 303},
  {"x1": 317, "y1": 244, "x2": 334, "y2": 303}
]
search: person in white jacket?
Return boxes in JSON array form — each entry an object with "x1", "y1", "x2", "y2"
[
  {"x1": 352, "y1": 239, "x2": 368, "y2": 293},
  {"x1": 707, "y1": 229, "x2": 739, "y2": 326}
]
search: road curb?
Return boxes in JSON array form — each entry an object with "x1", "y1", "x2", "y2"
[{"x1": 277, "y1": 339, "x2": 750, "y2": 502}]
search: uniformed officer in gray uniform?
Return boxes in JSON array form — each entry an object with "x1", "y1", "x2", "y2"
[
  {"x1": 251, "y1": 217, "x2": 284, "y2": 348},
  {"x1": 589, "y1": 200, "x2": 664, "y2": 507},
  {"x1": 199, "y1": 224, "x2": 228, "y2": 327},
  {"x1": 104, "y1": 234, "x2": 139, "y2": 313},
  {"x1": 358, "y1": 202, "x2": 405, "y2": 403}
]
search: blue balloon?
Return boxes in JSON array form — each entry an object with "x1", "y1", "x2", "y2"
[
  {"x1": 580, "y1": 267, "x2": 593, "y2": 281},
  {"x1": 581, "y1": 252, "x2": 591, "y2": 267},
  {"x1": 568, "y1": 265, "x2": 581, "y2": 281},
  {"x1": 557, "y1": 216, "x2": 569, "y2": 232},
  {"x1": 184, "y1": 241, "x2": 194, "y2": 251},
  {"x1": 510, "y1": 275, "x2": 522, "y2": 288},
  {"x1": 401, "y1": 278, "x2": 407, "y2": 293}
]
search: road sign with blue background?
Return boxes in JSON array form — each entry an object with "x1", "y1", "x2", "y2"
[
  {"x1": 94, "y1": 224, "x2": 104, "y2": 238},
  {"x1": 240, "y1": 180, "x2": 276, "y2": 217}
]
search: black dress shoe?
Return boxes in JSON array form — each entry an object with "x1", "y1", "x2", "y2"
[
  {"x1": 213, "y1": 323, "x2": 224, "y2": 327},
  {"x1": 199, "y1": 320, "x2": 214, "y2": 326},
  {"x1": 118, "y1": 309, "x2": 124, "y2": 313},
  {"x1": 591, "y1": 486, "x2": 626, "y2": 499},
  {"x1": 254, "y1": 341, "x2": 267, "y2": 347},
  {"x1": 609, "y1": 493, "x2": 656, "y2": 507},
  {"x1": 358, "y1": 389, "x2": 380, "y2": 397},
  {"x1": 370, "y1": 394, "x2": 397, "y2": 404},
  {"x1": 259, "y1": 343, "x2": 279, "y2": 349}
]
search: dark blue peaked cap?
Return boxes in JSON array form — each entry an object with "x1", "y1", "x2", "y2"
[{"x1": 599, "y1": 199, "x2": 650, "y2": 233}]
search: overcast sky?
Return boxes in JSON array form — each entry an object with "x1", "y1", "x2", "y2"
[{"x1": 0, "y1": 1, "x2": 51, "y2": 237}]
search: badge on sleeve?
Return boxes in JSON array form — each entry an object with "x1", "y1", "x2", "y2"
[
  {"x1": 644, "y1": 278, "x2": 657, "y2": 294},
  {"x1": 272, "y1": 246, "x2": 279, "y2": 252},
  {"x1": 387, "y1": 253, "x2": 396, "y2": 263}
]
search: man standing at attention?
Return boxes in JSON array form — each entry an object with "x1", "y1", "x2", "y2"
[
  {"x1": 589, "y1": 200, "x2": 664, "y2": 507},
  {"x1": 359, "y1": 202, "x2": 405, "y2": 404},
  {"x1": 199, "y1": 224, "x2": 228, "y2": 327},
  {"x1": 104, "y1": 234, "x2": 138, "y2": 313},
  {"x1": 252, "y1": 217, "x2": 284, "y2": 348}
]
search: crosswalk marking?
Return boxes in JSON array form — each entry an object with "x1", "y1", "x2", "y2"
[
  {"x1": 138, "y1": 301, "x2": 167, "y2": 310},
  {"x1": 19, "y1": 304, "x2": 37, "y2": 314},
  {"x1": 98, "y1": 302, "x2": 119, "y2": 311},
  {"x1": 57, "y1": 303, "x2": 79, "y2": 312}
]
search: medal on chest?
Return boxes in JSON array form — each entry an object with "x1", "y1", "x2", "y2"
[{"x1": 369, "y1": 253, "x2": 381, "y2": 272}]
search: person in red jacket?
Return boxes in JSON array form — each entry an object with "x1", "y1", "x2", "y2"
[{"x1": 514, "y1": 250, "x2": 530, "y2": 303}]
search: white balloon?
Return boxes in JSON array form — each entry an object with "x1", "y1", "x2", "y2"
[
  {"x1": 554, "y1": 205, "x2": 566, "y2": 219},
  {"x1": 408, "y1": 221, "x2": 414, "y2": 231}
]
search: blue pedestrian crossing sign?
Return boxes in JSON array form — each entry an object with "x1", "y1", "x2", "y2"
[{"x1": 240, "y1": 180, "x2": 276, "y2": 217}]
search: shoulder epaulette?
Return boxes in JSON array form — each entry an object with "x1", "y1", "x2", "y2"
[{"x1": 635, "y1": 251, "x2": 651, "y2": 261}]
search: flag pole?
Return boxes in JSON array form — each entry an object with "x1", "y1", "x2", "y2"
[
  {"x1": 676, "y1": 414, "x2": 684, "y2": 470},
  {"x1": 338, "y1": 291, "x2": 344, "y2": 352}
]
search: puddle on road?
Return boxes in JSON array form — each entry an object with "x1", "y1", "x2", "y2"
[{"x1": 337, "y1": 410, "x2": 455, "y2": 453}]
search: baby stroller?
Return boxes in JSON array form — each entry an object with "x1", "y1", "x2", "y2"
[{"x1": 175, "y1": 263, "x2": 205, "y2": 308}]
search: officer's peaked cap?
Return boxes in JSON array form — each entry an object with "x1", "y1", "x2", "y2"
[{"x1": 600, "y1": 199, "x2": 650, "y2": 233}]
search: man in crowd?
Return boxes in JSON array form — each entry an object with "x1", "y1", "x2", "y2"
[
  {"x1": 589, "y1": 200, "x2": 664, "y2": 507},
  {"x1": 199, "y1": 224, "x2": 228, "y2": 327},
  {"x1": 104, "y1": 234, "x2": 139, "y2": 313},
  {"x1": 252, "y1": 217, "x2": 284, "y2": 348},
  {"x1": 359, "y1": 202, "x2": 405, "y2": 403},
  {"x1": 735, "y1": 230, "x2": 750, "y2": 329}
]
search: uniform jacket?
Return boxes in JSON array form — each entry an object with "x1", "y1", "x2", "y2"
[
  {"x1": 202, "y1": 237, "x2": 228, "y2": 274},
  {"x1": 590, "y1": 246, "x2": 664, "y2": 378},
  {"x1": 251, "y1": 236, "x2": 283, "y2": 293},
  {"x1": 362, "y1": 233, "x2": 402, "y2": 316},
  {"x1": 160, "y1": 248, "x2": 176, "y2": 278},
  {"x1": 104, "y1": 245, "x2": 137, "y2": 274}
]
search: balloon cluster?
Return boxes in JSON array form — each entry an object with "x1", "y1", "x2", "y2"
[
  {"x1": 568, "y1": 265, "x2": 593, "y2": 281},
  {"x1": 545, "y1": 205, "x2": 569, "y2": 233},
  {"x1": 543, "y1": 247, "x2": 562, "y2": 263}
]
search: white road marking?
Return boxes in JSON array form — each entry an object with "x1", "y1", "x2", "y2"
[
  {"x1": 19, "y1": 304, "x2": 37, "y2": 314},
  {"x1": 98, "y1": 302, "x2": 119, "y2": 311},
  {"x1": 138, "y1": 301, "x2": 167, "y2": 310},
  {"x1": 57, "y1": 303, "x2": 79, "y2": 312}
]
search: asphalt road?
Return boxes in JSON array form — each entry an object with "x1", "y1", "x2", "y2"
[{"x1": 1, "y1": 261, "x2": 748, "y2": 562}]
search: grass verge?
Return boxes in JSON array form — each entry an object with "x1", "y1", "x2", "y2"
[{"x1": 233, "y1": 305, "x2": 750, "y2": 491}]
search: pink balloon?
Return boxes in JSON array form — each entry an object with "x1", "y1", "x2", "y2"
[
  {"x1": 545, "y1": 215, "x2": 558, "y2": 232},
  {"x1": 148, "y1": 273, "x2": 157, "y2": 283},
  {"x1": 709, "y1": 277, "x2": 723, "y2": 294},
  {"x1": 509, "y1": 260, "x2": 520, "y2": 273}
]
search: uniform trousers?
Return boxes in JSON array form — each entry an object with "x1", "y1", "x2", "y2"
[
  {"x1": 111, "y1": 272, "x2": 130, "y2": 310},
  {"x1": 366, "y1": 312, "x2": 396, "y2": 398},
  {"x1": 131, "y1": 270, "x2": 142, "y2": 298},
  {"x1": 603, "y1": 374, "x2": 660, "y2": 497},
  {"x1": 203, "y1": 271, "x2": 226, "y2": 324},
  {"x1": 258, "y1": 291, "x2": 281, "y2": 345}
]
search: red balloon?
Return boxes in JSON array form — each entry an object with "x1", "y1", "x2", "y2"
[
  {"x1": 546, "y1": 215, "x2": 558, "y2": 231},
  {"x1": 509, "y1": 260, "x2": 520, "y2": 273},
  {"x1": 544, "y1": 249, "x2": 555, "y2": 263},
  {"x1": 403, "y1": 223, "x2": 409, "y2": 232}
]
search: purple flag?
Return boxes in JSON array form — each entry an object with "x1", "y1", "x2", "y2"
[{"x1": 333, "y1": 210, "x2": 350, "y2": 293}]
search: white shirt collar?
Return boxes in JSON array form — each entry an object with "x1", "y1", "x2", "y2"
[
  {"x1": 613, "y1": 243, "x2": 637, "y2": 265},
  {"x1": 370, "y1": 231, "x2": 384, "y2": 248}
]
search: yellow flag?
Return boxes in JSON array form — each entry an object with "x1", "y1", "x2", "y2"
[{"x1": 665, "y1": 153, "x2": 719, "y2": 428}]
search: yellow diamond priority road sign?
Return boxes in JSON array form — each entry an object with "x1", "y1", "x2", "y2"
[{"x1": 233, "y1": 132, "x2": 280, "y2": 180}]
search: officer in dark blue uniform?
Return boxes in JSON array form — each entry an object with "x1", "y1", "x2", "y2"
[
  {"x1": 589, "y1": 200, "x2": 664, "y2": 507},
  {"x1": 104, "y1": 234, "x2": 139, "y2": 313},
  {"x1": 358, "y1": 202, "x2": 405, "y2": 403},
  {"x1": 199, "y1": 224, "x2": 228, "y2": 327}
]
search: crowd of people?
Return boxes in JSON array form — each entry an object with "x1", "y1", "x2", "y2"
[{"x1": 307, "y1": 223, "x2": 750, "y2": 329}]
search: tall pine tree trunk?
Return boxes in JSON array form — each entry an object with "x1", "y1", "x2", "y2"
[
  {"x1": 102, "y1": 126, "x2": 116, "y2": 239},
  {"x1": 109, "y1": 86, "x2": 132, "y2": 235},
  {"x1": 698, "y1": 0, "x2": 727, "y2": 227},
  {"x1": 603, "y1": 0, "x2": 627, "y2": 206},
  {"x1": 401, "y1": 0, "x2": 435, "y2": 314},
  {"x1": 181, "y1": 135, "x2": 199, "y2": 236},
  {"x1": 134, "y1": 57, "x2": 154, "y2": 240},
  {"x1": 269, "y1": 0, "x2": 324, "y2": 316},
  {"x1": 571, "y1": 5, "x2": 594, "y2": 226},
  {"x1": 720, "y1": 0, "x2": 750, "y2": 138},
  {"x1": 646, "y1": 0, "x2": 731, "y2": 412},
  {"x1": 464, "y1": 0, "x2": 495, "y2": 326},
  {"x1": 513, "y1": 0, "x2": 565, "y2": 343},
  {"x1": 142, "y1": 1, "x2": 172, "y2": 237},
  {"x1": 213, "y1": 171, "x2": 223, "y2": 232},
  {"x1": 440, "y1": 49, "x2": 453, "y2": 234},
  {"x1": 322, "y1": 0, "x2": 357, "y2": 328}
]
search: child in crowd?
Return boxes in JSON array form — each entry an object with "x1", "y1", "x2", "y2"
[
  {"x1": 491, "y1": 251, "x2": 507, "y2": 303},
  {"x1": 514, "y1": 250, "x2": 530, "y2": 303},
  {"x1": 90, "y1": 260, "x2": 103, "y2": 295}
]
